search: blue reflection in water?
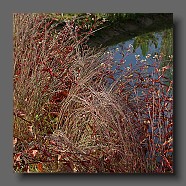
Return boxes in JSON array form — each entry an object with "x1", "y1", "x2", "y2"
[{"x1": 107, "y1": 31, "x2": 163, "y2": 76}]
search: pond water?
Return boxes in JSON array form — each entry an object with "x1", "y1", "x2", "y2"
[{"x1": 106, "y1": 28, "x2": 173, "y2": 80}]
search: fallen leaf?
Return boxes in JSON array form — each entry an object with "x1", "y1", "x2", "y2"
[{"x1": 37, "y1": 162, "x2": 43, "y2": 172}]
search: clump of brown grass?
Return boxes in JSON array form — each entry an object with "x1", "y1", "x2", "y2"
[{"x1": 51, "y1": 52, "x2": 147, "y2": 173}]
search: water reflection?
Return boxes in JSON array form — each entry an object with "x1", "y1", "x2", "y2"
[{"x1": 107, "y1": 28, "x2": 173, "y2": 82}]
